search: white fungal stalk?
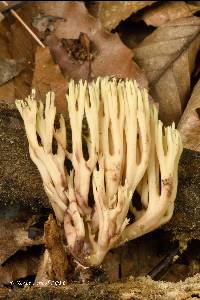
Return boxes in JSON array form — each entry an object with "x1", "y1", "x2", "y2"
[
  {"x1": 66, "y1": 79, "x2": 100, "y2": 216},
  {"x1": 16, "y1": 91, "x2": 67, "y2": 223},
  {"x1": 16, "y1": 77, "x2": 183, "y2": 267},
  {"x1": 119, "y1": 105, "x2": 183, "y2": 245}
]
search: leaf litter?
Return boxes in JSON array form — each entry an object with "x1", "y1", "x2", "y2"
[
  {"x1": 140, "y1": 1, "x2": 200, "y2": 27},
  {"x1": 0, "y1": 0, "x2": 200, "y2": 294},
  {"x1": 134, "y1": 16, "x2": 200, "y2": 124}
]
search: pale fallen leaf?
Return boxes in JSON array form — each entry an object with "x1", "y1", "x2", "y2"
[
  {"x1": 141, "y1": 1, "x2": 200, "y2": 27},
  {"x1": 134, "y1": 17, "x2": 200, "y2": 125},
  {"x1": 32, "y1": 47, "x2": 68, "y2": 114},
  {"x1": 178, "y1": 80, "x2": 200, "y2": 152},
  {"x1": 34, "y1": 1, "x2": 148, "y2": 87},
  {"x1": 87, "y1": 1, "x2": 157, "y2": 31}
]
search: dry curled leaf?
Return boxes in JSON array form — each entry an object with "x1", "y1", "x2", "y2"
[
  {"x1": 178, "y1": 80, "x2": 200, "y2": 152},
  {"x1": 87, "y1": 1, "x2": 157, "y2": 31},
  {"x1": 134, "y1": 16, "x2": 200, "y2": 125},
  {"x1": 33, "y1": 1, "x2": 147, "y2": 87},
  {"x1": 32, "y1": 47, "x2": 68, "y2": 114},
  {"x1": 141, "y1": 1, "x2": 200, "y2": 27}
]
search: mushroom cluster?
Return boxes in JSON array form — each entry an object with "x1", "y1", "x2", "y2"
[{"x1": 16, "y1": 78, "x2": 183, "y2": 266}]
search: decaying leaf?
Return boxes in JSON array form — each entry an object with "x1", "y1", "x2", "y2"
[
  {"x1": 0, "y1": 58, "x2": 24, "y2": 86},
  {"x1": 0, "y1": 252, "x2": 39, "y2": 286},
  {"x1": 178, "y1": 80, "x2": 200, "y2": 151},
  {"x1": 0, "y1": 22, "x2": 15, "y2": 101},
  {"x1": 0, "y1": 219, "x2": 43, "y2": 266},
  {"x1": 0, "y1": 4, "x2": 37, "y2": 101},
  {"x1": 0, "y1": 22, "x2": 25, "y2": 88},
  {"x1": 32, "y1": 47, "x2": 68, "y2": 113},
  {"x1": 134, "y1": 17, "x2": 200, "y2": 125},
  {"x1": 87, "y1": 1, "x2": 157, "y2": 31},
  {"x1": 141, "y1": 1, "x2": 200, "y2": 27},
  {"x1": 46, "y1": 33, "x2": 92, "y2": 82},
  {"x1": 34, "y1": 1, "x2": 148, "y2": 87},
  {"x1": 10, "y1": 3, "x2": 38, "y2": 99}
]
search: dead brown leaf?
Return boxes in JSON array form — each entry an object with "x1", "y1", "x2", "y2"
[
  {"x1": 0, "y1": 3, "x2": 38, "y2": 102},
  {"x1": 0, "y1": 22, "x2": 15, "y2": 101},
  {"x1": 134, "y1": 17, "x2": 200, "y2": 125},
  {"x1": 87, "y1": 1, "x2": 157, "y2": 31},
  {"x1": 10, "y1": 3, "x2": 38, "y2": 99},
  {"x1": 141, "y1": 1, "x2": 200, "y2": 27},
  {"x1": 0, "y1": 219, "x2": 43, "y2": 266},
  {"x1": 46, "y1": 34, "x2": 91, "y2": 83},
  {"x1": 0, "y1": 58, "x2": 24, "y2": 85},
  {"x1": 0, "y1": 252, "x2": 39, "y2": 286},
  {"x1": 178, "y1": 80, "x2": 200, "y2": 152},
  {"x1": 32, "y1": 47, "x2": 68, "y2": 114},
  {"x1": 33, "y1": 1, "x2": 148, "y2": 87}
]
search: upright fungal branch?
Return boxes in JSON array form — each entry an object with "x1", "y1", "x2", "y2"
[
  {"x1": 99, "y1": 78, "x2": 125, "y2": 199},
  {"x1": 119, "y1": 105, "x2": 183, "y2": 245},
  {"x1": 66, "y1": 79, "x2": 100, "y2": 216},
  {"x1": 16, "y1": 78, "x2": 183, "y2": 267},
  {"x1": 124, "y1": 80, "x2": 150, "y2": 191},
  {"x1": 16, "y1": 91, "x2": 68, "y2": 223}
]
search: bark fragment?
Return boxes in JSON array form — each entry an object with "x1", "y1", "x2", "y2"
[{"x1": 44, "y1": 215, "x2": 68, "y2": 281}]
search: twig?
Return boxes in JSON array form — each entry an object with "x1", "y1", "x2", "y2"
[
  {"x1": 0, "y1": 1, "x2": 22, "y2": 12},
  {"x1": 148, "y1": 245, "x2": 182, "y2": 280},
  {"x1": 1, "y1": 1, "x2": 45, "y2": 48}
]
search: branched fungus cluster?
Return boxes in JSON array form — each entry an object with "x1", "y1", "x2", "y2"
[{"x1": 16, "y1": 78, "x2": 183, "y2": 266}]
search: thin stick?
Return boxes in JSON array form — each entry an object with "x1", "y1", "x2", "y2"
[
  {"x1": 148, "y1": 245, "x2": 181, "y2": 280},
  {"x1": 2, "y1": 1, "x2": 45, "y2": 48}
]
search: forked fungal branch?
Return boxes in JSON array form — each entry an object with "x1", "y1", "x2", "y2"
[{"x1": 16, "y1": 77, "x2": 183, "y2": 266}]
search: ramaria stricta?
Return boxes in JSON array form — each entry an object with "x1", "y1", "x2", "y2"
[{"x1": 16, "y1": 78, "x2": 183, "y2": 267}]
